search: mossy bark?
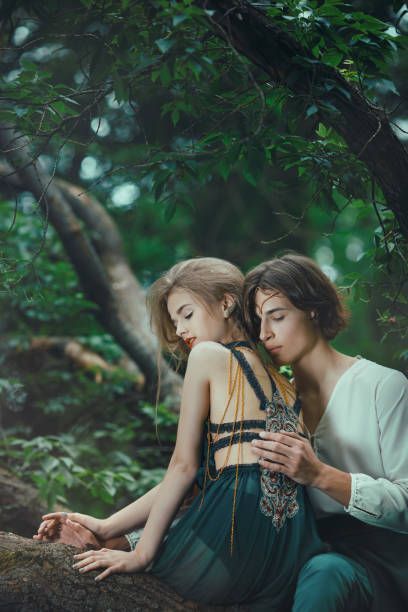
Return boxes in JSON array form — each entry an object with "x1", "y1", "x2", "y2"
[{"x1": 0, "y1": 533, "x2": 240, "y2": 611}]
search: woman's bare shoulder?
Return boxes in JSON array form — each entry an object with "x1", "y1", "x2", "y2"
[{"x1": 187, "y1": 341, "x2": 229, "y2": 368}]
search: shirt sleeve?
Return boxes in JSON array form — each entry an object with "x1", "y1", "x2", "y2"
[{"x1": 345, "y1": 370, "x2": 408, "y2": 533}]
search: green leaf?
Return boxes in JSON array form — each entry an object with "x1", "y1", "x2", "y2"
[
  {"x1": 159, "y1": 63, "x2": 172, "y2": 86},
  {"x1": 155, "y1": 38, "x2": 175, "y2": 54},
  {"x1": 306, "y1": 104, "x2": 318, "y2": 118},
  {"x1": 321, "y1": 49, "x2": 343, "y2": 67},
  {"x1": 173, "y1": 15, "x2": 187, "y2": 27}
]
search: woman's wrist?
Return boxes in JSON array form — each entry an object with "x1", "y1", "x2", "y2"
[{"x1": 132, "y1": 544, "x2": 154, "y2": 566}]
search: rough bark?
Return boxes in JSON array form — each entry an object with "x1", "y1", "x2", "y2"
[
  {"x1": 202, "y1": 0, "x2": 408, "y2": 236},
  {"x1": 0, "y1": 468, "x2": 46, "y2": 538},
  {"x1": 0, "y1": 533, "x2": 238, "y2": 611},
  {"x1": 0, "y1": 154, "x2": 181, "y2": 403}
]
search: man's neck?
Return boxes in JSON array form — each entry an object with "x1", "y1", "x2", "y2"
[
  {"x1": 292, "y1": 341, "x2": 357, "y2": 433},
  {"x1": 293, "y1": 341, "x2": 340, "y2": 394}
]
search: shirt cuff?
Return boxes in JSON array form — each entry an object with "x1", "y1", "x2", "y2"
[
  {"x1": 344, "y1": 473, "x2": 381, "y2": 519},
  {"x1": 124, "y1": 529, "x2": 142, "y2": 551}
]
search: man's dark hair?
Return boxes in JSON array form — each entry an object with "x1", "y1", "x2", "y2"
[{"x1": 243, "y1": 254, "x2": 349, "y2": 342}]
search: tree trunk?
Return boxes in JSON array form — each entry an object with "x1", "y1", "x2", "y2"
[
  {"x1": 0, "y1": 469, "x2": 46, "y2": 538},
  {"x1": 202, "y1": 1, "x2": 408, "y2": 236},
  {"x1": 0, "y1": 533, "x2": 238, "y2": 611},
  {"x1": 0, "y1": 154, "x2": 182, "y2": 404}
]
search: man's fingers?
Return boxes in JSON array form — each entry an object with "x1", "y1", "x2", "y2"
[
  {"x1": 254, "y1": 448, "x2": 289, "y2": 465},
  {"x1": 42, "y1": 512, "x2": 69, "y2": 523},
  {"x1": 251, "y1": 439, "x2": 291, "y2": 456},
  {"x1": 279, "y1": 430, "x2": 306, "y2": 441},
  {"x1": 66, "y1": 519, "x2": 81, "y2": 531},
  {"x1": 259, "y1": 459, "x2": 288, "y2": 473},
  {"x1": 258, "y1": 432, "x2": 298, "y2": 446},
  {"x1": 38, "y1": 520, "x2": 52, "y2": 533}
]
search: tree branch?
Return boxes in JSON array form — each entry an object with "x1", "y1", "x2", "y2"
[
  {"x1": 201, "y1": 1, "x2": 408, "y2": 236},
  {"x1": 0, "y1": 139, "x2": 181, "y2": 403}
]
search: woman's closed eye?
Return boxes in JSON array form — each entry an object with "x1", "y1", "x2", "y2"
[{"x1": 185, "y1": 312, "x2": 193, "y2": 320}]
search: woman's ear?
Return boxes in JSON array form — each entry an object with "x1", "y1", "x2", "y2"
[{"x1": 222, "y1": 294, "x2": 236, "y2": 318}]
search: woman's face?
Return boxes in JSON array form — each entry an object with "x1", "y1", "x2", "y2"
[
  {"x1": 254, "y1": 289, "x2": 320, "y2": 366},
  {"x1": 167, "y1": 288, "x2": 229, "y2": 349}
]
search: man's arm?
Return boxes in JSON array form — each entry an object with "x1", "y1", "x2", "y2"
[
  {"x1": 345, "y1": 370, "x2": 408, "y2": 532},
  {"x1": 252, "y1": 370, "x2": 408, "y2": 533},
  {"x1": 251, "y1": 430, "x2": 352, "y2": 504}
]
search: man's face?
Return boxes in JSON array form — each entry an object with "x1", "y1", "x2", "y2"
[{"x1": 254, "y1": 289, "x2": 319, "y2": 365}]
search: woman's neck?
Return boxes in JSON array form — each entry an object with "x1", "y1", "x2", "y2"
[{"x1": 220, "y1": 322, "x2": 248, "y2": 345}]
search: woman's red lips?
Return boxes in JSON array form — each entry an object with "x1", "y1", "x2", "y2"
[{"x1": 184, "y1": 337, "x2": 196, "y2": 349}]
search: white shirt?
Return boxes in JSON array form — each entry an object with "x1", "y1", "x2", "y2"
[{"x1": 306, "y1": 358, "x2": 408, "y2": 533}]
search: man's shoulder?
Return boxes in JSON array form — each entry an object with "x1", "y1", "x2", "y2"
[
  {"x1": 354, "y1": 359, "x2": 407, "y2": 411},
  {"x1": 356, "y1": 358, "x2": 407, "y2": 384}
]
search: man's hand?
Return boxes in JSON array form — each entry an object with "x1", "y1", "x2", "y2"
[
  {"x1": 251, "y1": 430, "x2": 352, "y2": 505},
  {"x1": 34, "y1": 512, "x2": 104, "y2": 549},
  {"x1": 251, "y1": 431, "x2": 324, "y2": 486}
]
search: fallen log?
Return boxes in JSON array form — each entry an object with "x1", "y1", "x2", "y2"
[{"x1": 0, "y1": 533, "x2": 240, "y2": 611}]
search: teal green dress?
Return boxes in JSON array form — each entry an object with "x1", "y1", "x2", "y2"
[{"x1": 148, "y1": 342, "x2": 325, "y2": 610}]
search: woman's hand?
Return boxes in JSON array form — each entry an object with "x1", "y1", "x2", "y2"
[{"x1": 72, "y1": 548, "x2": 151, "y2": 581}]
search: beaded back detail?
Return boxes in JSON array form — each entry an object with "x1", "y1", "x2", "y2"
[
  {"x1": 259, "y1": 390, "x2": 300, "y2": 530},
  {"x1": 201, "y1": 341, "x2": 300, "y2": 552}
]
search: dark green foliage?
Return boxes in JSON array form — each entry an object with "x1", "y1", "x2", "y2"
[{"x1": 0, "y1": 0, "x2": 407, "y2": 511}]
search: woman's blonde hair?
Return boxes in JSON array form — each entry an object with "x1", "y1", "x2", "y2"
[{"x1": 147, "y1": 257, "x2": 244, "y2": 358}]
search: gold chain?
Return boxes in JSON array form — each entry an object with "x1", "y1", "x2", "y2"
[{"x1": 199, "y1": 348, "x2": 295, "y2": 554}]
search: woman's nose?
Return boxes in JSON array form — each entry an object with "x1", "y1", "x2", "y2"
[{"x1": 176, "y1": 321, "x2": 186, "y2": 337}]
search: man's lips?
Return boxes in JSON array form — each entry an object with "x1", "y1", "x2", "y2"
[{"x1": 265, "y1": 345, "x2": 282, "y2": 353}]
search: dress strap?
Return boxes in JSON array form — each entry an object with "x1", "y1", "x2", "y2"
[
  {"x1": 229, "y1": 346, "x2": 277, "y2": 411},
  {"x1": 222, "y1": 340, "x2": 252, "y2": 350},
  {"x1": 209, "y1": 419, "x2": 265, "y2": 433},
  {"x1": 212, "y1": 430, "x2": 261, "y2": 453}
]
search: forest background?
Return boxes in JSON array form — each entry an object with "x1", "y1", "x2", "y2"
[{"x1": 1, "y1": 0, "x2": 407, "y2": 528}]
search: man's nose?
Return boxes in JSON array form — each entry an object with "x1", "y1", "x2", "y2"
[{"x1": 259, "y1": 318, "x2": 272, "y2": 342}]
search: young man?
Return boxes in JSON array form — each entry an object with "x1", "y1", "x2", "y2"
[{"x1": 245, "y1": 254, "x2": 408, "y2": 611}]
